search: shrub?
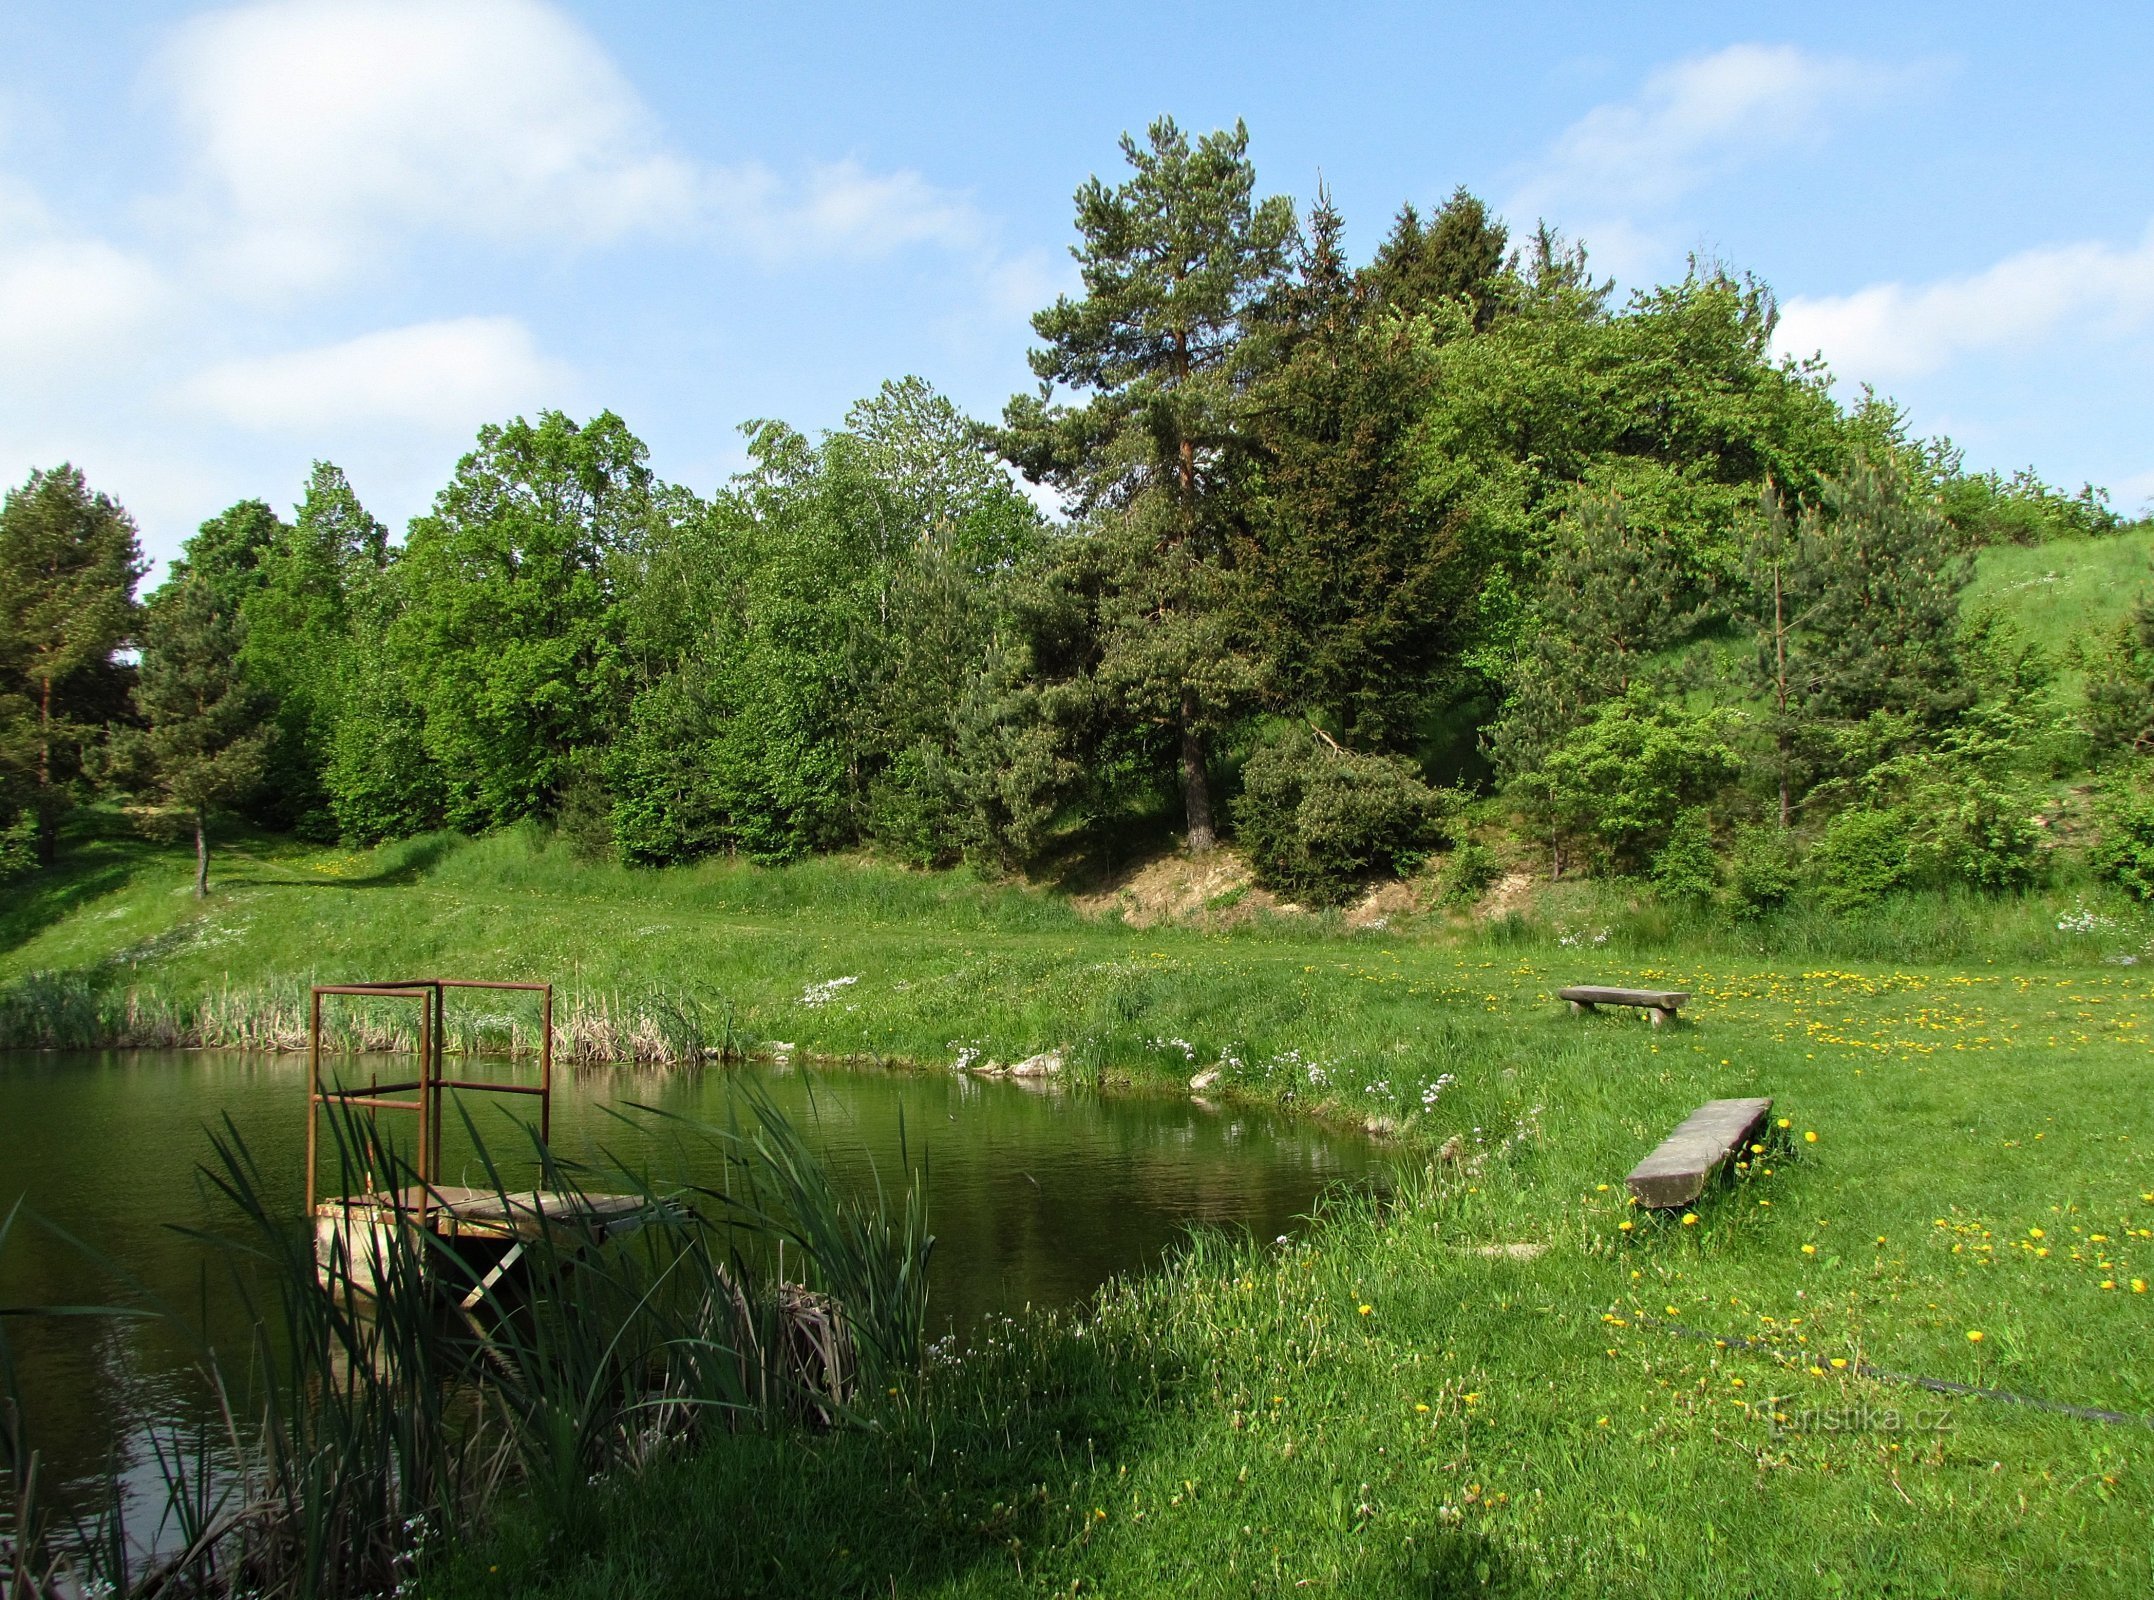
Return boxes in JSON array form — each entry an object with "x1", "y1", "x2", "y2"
[
  {"x1": 1235, "y1": 724, "x2": 1448, "y2": 906},
  {"x1": 1515, "y1": 690, "x2": 1742, "y2": 876},
  {"x1": 1905, "y1": 770, "x2": 2046, "y2": 891},
  {"x1": 866, "y1": 743, "x2": 961, "y2": 869},
  {"x1": 2089, "y1": 783, "x2": 2154, "y2": 900},
  {"x1": 1727, "y1": 824, "x2": 1802, "y2": 916},
  {"x1": 0, "y1": 810, "x2": 35, "y2": 882},
  {"x1": 1648, "y1": 807, "x2": 1718, "y2": 904},
  {"x1": 1435, "y1": 839, "x2": 1501, "y2": 907},
  {"x1": 1810, "y1": 807, "x2": 1911, "y2": 912}
]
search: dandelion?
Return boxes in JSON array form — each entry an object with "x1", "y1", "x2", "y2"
[
  {"x1": 1966, "y1": 1330, "x2": 1984, "y2": 1343},
  {"x1": 1358, "y1": 1304, "x2": 1373, "y2": 1316},
  {"x1": 1830, "y1": 1357, "x2": 1848, "y2": 1369},
  {"x1": 2029, "y1": 1228, "x2": 2044, "y2": 1239},
  {"x1": 1729, "y1": 1377, "x2": 1745, "y2": 1388},
  {"x1": 2133, "y1": 1280, "x2": 2147, "y2": 1293},
  {"x1": 1804, "y1": 1131, "x2": 1818, "y2": 1144},
  {"x1": 1415, "y1": 1403, "x2": 1430, "y2": 1413},
  {"x1": 2101, "y1": 1280, "x2": 2116, "y2": 1290},
  {"x1": 1682, "y1": 1213, "x2": 1698, "y2": 1227},
  {"x1": 1596, "y1": 1416, "x2": 1610, "y2": 1426},
  {"x1": 1619, "y1": 1219, "x2": 1635, "y2": 1232},
  {"x1": 1777, "y1": 1117, "x2": 1792, "y2": 1130},
  {"x1": 1801, "y1": 1244, "x2": 1817, "y2": 1256}
]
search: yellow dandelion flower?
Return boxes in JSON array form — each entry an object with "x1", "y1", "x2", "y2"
[
  {"x1": 1804, "y1": 1130, "x2": 1818, "y2": 1144},
  {"x1": 1966, "y1": 1330, "x2": 1984, "y2": 1343},
  {"x1": 1682, "y1": 1213, "x2": 1698, "y2": 1226},
  {"x1": 1415, "y1": 1402, "x2": 1430, "y2": 1413},
  {"x1": 1801, "y1": 1243, "x2": 1817, "y2": 1255},
  {"x1": 1358, "y1": 1303, "x2": 1373, "y2": 1316},
  {"x1": 1777, "y1": 1117, "x2": 1792, "y2": 1129},
  {"x1": 1619, "y1": 1220, "x2": 1635, "y2": 1232},
  {"x1": 2132, "y1": 1279, "x2": 2147, "y2": 1293},
  {"x1": 1830, "y1": 1357, "x2": 1848, "y2": 1369}
]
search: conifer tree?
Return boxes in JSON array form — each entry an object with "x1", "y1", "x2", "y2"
[
  {"x1": 1367, "y1": 186, "x2": 1511, "y2": 329},
  {"x1": 125, "y1": 574, "x2": 271, "y2": 896},
  {"x1": 0, "y1": 466, "x2": 145, "y2": 858},
  {"x1": 997, "y1": 117, "x2": 1296, "y2": 851}
]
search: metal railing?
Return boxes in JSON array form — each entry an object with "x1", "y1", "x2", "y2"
[{"x1": 306, "y1": 979, "x2": 555, "y2": 1236}]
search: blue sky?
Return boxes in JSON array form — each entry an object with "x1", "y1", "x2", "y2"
[{"x1": 3, "y1": 1, "x2": 2150, "y2": 572}]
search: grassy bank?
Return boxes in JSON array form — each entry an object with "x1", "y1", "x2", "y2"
[{"x1": 5, "y1": 821, "x2": 2154, "y2": 1594}]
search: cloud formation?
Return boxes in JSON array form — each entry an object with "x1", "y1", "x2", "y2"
[
  {"x1": 182, "y1": 316, "x2": 572, "y2": 432},
  {"x1": 1774, "y1": 223, "x2": 2154, "y2": 380},
  {"x1": 1508, "y1": 43, "x2": 1921, "y2": 277},
  {"x1": 161, "y1": 0, "x2": 985, "y2": 287}
]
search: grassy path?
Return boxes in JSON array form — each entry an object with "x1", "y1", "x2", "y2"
[{"x1": 5, "y1": 824, "x2": 2153, "y2": 1593}]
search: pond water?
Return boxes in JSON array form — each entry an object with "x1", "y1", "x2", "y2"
[{"x1": 0, "y1": 1049, "x2": 1380, "y2": 1505}]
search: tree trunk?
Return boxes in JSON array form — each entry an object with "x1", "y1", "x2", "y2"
[
  {"x1": 194, "y1": 808, "x2": 210, "y2": 899},
  {"x1": 35, "y1": 674, "x2": 56, "y2": 864},
  {"x1": 1773, "y1": 562, "x2": 1791, "y2": 830},
  {"x1": 1179, "y1": 687, "x2": 1216, "y2": 854}
]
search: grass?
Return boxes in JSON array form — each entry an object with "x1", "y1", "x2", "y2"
[
  {"x1": 3, "y1": 815, "x2": 2154, "y2": 1593},
  {"x1": 1966, "y1": 524, "x2": 2154, "y2": 694}
]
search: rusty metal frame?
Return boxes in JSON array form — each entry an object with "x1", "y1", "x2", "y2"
[{"x1": 307, "y1": 979, "x2": 555, "y2": 1237}]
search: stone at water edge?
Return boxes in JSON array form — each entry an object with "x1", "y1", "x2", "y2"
[
  {"x1": 1007, "y1": 1051, "x2": 1063, "y2": 1078},
  {"x1": 1189, "y1": 1068, "x2": 1221, "y2": 1092}
]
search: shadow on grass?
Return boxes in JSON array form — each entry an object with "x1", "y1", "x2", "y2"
[
  {"x1": 0, "y1": 813, "x2": 172, "y2": 960},
  {"x1": 215, "y1": 829, "x2": 464, "y2": 891}
]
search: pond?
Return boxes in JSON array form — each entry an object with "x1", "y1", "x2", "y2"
[{"x1": 0, "y1": 1048, "x2": 1381, "y2": 1509}]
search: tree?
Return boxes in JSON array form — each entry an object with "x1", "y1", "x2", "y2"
[
  {"x1": 1239, "y1": 195, "x2": 1490, "y2": 753},
  {"x1": 125, "y1": 573, "x2": 272, "y2": 896},
  {"x1": 393, "y1": 412, "x2": 650, "y2": 829},
  {"x1": 0, "y1": 466, "x2": 145, "y2": 858},
  {"x1": 1488, "y1": 494, "x2": 1708, "y2": 783},
  {"x1": 996, "y1": 117, "x2": 1297, "y2": 852},
  {"x1": 1733, "y1": 458, "x2": 1974, "y2": 819},
  {"x1": 242, "y1": 463, "x2": 390, "y2": 835},
  {"x1": 167, "y1": 498, "x2": 285, "y2": 610},
  {"x1": 1366, "y1": 186, "x2": 1510, "y2": 330}
]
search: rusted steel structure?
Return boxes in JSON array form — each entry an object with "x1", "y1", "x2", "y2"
[{"x1": 306, "y1": 979, "x2": 641, "y2": 1297}]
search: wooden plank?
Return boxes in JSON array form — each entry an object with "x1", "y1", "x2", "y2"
[
  {"x1": 1558, "y1": 986, "x2": 1691, "y2": 1008},
  {"x1": 1626, "y1": 1097, "x2": 1773, "y2": 1209}
]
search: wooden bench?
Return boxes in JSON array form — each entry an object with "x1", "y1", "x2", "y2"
[
  {"x1": 1626, "y1": 1097, "x2": 1774, "y2": 1209},
  {"x1": 1558, "y1": 985, "x2": 1690, "y2": 1026}
]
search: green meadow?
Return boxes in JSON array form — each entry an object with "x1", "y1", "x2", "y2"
[{"x1": 4, "y1": 824, "x2": 2151, "y2": 1595}]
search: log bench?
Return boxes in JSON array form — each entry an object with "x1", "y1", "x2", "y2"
[
  {"x1": 1626, "y1": 1096, "x2": 1774, "y2": 1209},
  {"x1": 1558, "y1": 985, "x2": 1690, "y2": 1025}
]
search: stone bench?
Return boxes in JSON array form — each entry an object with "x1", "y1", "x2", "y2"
[
  {"x1": 1558, "y1": 985, "x2": 1690, "y2": 1026},
  {"x1": 1626, "y1": 1097, "x2": 1774, "y2": 1209}
]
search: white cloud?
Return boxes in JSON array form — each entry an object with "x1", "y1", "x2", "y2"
[
  {"x1": 162, "y1": 0, "x2": 699, "y2": 286},
  {"x1": 0, "y1": 176, "x2": 170, "y2": 372},
  {"x1": 1508, "y1": 44, "x2": 1921, "y2": 278},
  {"x1": 181, "y1": 316, "x2": 571, "y2": 432},
  {"x1": 1774, "y1": 224, "x2": 2154, "y2": 380},
  {"x1": 160, "y1": 0, "x2": 987, "y2": 286}
]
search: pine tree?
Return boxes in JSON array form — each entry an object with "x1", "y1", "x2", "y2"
[
  {"x1": 996, "y1": 117, "x2": 1296, "y2": 852},
  {"x1": 126, "y1": 574, "x2": 271, "y2": 896},
  {"x1": 0, "y1": 466, "x2": 145, "y2": 858}
]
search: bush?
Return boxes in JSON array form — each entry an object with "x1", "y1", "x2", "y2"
[
  {"x1": 1435, "y1": 839, "x2": 1501, "y2": 908},
  {"x1": 1905, "y1": 770, "x2": 2046, "y2": 891},
  {"x1": 1810, "y1": 807, "x2": 1911, "y2": 912},
  {"x1": 1516, "y1": 690, "x2": 1742, "y2": 876},
  {"x1": 1727, "y1": 824, "x2": 1802, "y2": 916},
  {"x1": 1235, "y1": 725, "x2": 1448, "y2": 906},
  {"x1": 1648, "y1": 807, "x2": 1718, "y2": 904},
  {"x1": 0, "y1": 810, "x2": 36, "y2": 883},
  {"x1": 2089, "y1": 783, "x2": 2154, "y2": 900}
]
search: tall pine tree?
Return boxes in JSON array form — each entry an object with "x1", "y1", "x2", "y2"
[{"x1": 996, "y1": 117, "x2": 1295, "y2": 851}]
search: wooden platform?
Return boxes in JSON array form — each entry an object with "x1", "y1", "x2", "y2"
[
  {"x1": 1626, "y1": 1097, "x2": 1773, "y2": 1209},
  {"x1": 314, "y1": 1185, "x2": 652, "y2": 1296},
  {"x1": 1559, "y1": 985, "x2": 1690, "y2": 1025}
]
